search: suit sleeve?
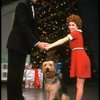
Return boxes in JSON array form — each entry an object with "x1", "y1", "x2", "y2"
[{"x1": 15, "y1": 3, "x2": 39, "y2": 47}]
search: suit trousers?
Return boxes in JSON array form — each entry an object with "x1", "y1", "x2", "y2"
[{"x1": 7, "y1": 49, "x2": 27, "y2": 100}]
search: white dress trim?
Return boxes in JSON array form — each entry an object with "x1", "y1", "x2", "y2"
[
  {"x1": 72, "y1": 47, "x2": 84, "y2": 50},
  {"x1": 77, "y1": 29, "x2": 82, "y2": 32},
  {"x1": 67, "y1": 34, "x2": 73, "y2": 40}
]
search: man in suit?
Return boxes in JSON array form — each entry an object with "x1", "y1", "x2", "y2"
[{"x1": 6, "y1": 0, "x2": 48, "y2": 100}]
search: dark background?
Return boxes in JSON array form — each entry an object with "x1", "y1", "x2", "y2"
[{"x1": 78, "y1": 0, "x2": 99, "y2": 78}]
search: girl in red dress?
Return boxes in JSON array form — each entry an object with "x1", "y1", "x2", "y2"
[{"x1": 45, "y1": 14, "x2": 91, "y2": 100}]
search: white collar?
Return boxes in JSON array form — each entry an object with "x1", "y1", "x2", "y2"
[{"x1": 77, "y1": 29, "x2": 82, "y2": 32}]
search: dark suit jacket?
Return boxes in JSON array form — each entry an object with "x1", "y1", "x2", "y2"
[{"x1": 7, "y1": 2, "x2": 40, "y2": 54}]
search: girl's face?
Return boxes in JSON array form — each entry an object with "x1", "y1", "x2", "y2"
[{"x1": 68, "y1": 22, "x2": 78, "y2": 32}]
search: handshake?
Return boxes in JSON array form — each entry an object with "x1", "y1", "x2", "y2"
[{"x1": 36, "y1": 42, "x2": 51, "y2": 51}]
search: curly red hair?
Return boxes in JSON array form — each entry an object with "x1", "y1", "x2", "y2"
[{"x1": 66, "y1": 14, "x2": 82, "y2": 29}]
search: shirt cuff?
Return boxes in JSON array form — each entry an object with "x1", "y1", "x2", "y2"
[{"x1": 34, "y1": 41, "x2": 40, "y2": 46}]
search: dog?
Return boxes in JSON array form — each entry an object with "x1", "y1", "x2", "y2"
[{"x1": 42, "y1": 60, "x2": 70, "y2": 100}]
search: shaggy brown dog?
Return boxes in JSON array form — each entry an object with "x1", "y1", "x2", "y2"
[{"x1": 42, "y1": 60, "x2": 70, "y2": 100}]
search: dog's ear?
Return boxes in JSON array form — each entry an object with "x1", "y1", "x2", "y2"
[
  {"x1": 41, "y1": 61, "x2": 46, "y2": 73},
  {"x1": 41, "y1": 62, "x2": 44, "y2": 73},
  {"x1": 54, "y1": 64, "x2": 58, "y2": 72}
]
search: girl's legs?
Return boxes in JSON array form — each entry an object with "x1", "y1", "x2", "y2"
[{"x1": 76, "y1": 78, "x2": 85, "y2": 100}]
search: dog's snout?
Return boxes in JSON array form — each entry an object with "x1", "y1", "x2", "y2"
[{"x1": 46, "y1": 68, "x2": 49, "y2": 72}]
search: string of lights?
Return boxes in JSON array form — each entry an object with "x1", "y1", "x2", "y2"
[{"x1": 30, "y1": 0, "x2": 80, "y2": 67}]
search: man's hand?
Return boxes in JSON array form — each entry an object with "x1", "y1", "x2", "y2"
[{"x1": 36, "y1": 42, "x2": 49, "y2": 50}]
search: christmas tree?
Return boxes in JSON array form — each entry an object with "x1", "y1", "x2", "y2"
[{"x1": 30, "y1": 0, "x2": 97, "y2": 79}]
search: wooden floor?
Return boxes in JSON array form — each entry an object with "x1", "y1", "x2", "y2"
[{"x1": 1, "y1": 80, "x2": 99, "y2": 100}]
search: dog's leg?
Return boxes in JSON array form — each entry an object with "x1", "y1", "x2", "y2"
[
  {"x1": 61, "y1": 94, "x2": 70, "y2": 100},
  {"x1": 46, "y1": 92, "x2": 50, "y2": 100},
  {"x1": 48, "y1": 82, "x2": 60, "y2": 100},
  {"x1": 48, "y1": 91, "x2": 56, "y2": 100},
  {"x1": 45, "y1": 84, "x2": 55, "y2": 100}
]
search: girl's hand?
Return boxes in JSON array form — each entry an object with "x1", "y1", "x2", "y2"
[
  {"x1": 44, "y1": 44, "x2": 51, "y2": 51},
  {"x1": 44, "y1": 46, "x2": 50, "y2": 51}
]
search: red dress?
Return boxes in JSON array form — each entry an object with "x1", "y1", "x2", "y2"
[{"x1": 68, "y1": 30, "x2": 91, "y2": 78}]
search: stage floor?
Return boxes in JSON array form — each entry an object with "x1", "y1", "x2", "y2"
[{"x1": 1, "y1": 80, "x2": 99, "y2": 100}]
